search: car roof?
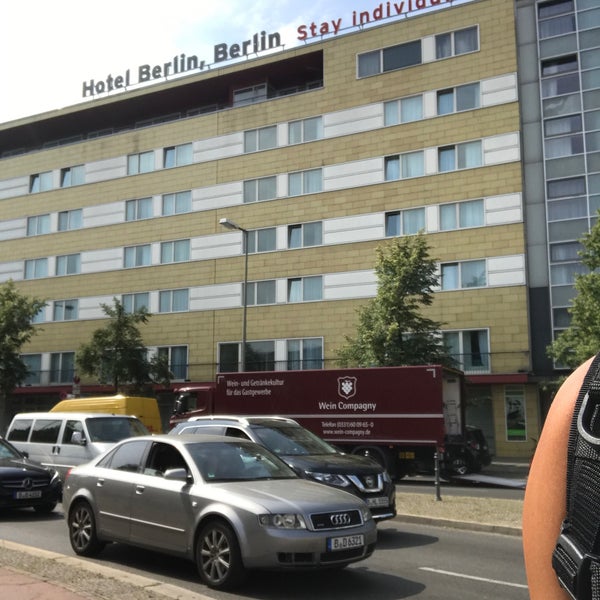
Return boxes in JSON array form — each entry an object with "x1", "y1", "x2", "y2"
[
  {"x1": 187, "y1": 415, "x2": 299, "y2": 427},
  {"x1": 10, "y1": 412, "x2": 142, "y2": 420}
]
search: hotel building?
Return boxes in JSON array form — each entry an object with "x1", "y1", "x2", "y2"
[{"x1": 0, "y1": 0, "x2": 598, "y2": 458}]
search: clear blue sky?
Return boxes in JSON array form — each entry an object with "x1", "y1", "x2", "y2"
[{"x1": 0, "y1": 0, "x2": 468, "y2": 124}]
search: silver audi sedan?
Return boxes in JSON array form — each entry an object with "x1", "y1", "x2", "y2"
[{"x1": 62, "y1": 434, "x2": 377, "y2": 589}]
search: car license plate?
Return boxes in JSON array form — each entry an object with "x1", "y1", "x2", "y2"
[
  {"x1": 366, "y1": 496, "x2": 389, "y2": 508},
  {"x1": 327, "y1": 534, "x2": 364, "y2": 552},
  {"x1": 15, "y1": 490, "x2": 42, "y2": 499}
]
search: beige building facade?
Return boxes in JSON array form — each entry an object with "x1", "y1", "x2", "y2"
[{"x1": 1, "y1": 0, "x2": 582, "y2": 458}]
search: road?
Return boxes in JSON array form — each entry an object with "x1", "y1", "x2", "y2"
[{"x1": 0, "y1": 502, "x2": 528, "y2": 599}]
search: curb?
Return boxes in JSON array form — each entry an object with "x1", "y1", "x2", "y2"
[
  {"x1": 0, "y1": 539, "x2": 212, "y2": 600},
  {"x1": 394, "y1": 514, "x2": 522, "y2": 537}
]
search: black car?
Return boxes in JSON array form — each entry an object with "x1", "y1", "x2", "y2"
[
  {"x1": 0, "y1": 436, "x2": 62, "y2": 513},
  {"x1": 169, "y1": 416, "x2": 396, "y2": 521}
]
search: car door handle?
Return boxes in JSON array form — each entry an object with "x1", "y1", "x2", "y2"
[
  {"x1": 96, "y1": 479, "x2": 104, "y2": 487},
  {"x1": 135, "y1": 485, "x2": 145, "y2": 495}
]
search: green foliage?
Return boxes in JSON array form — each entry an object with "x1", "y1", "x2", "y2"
[
  {"x1": 337, "y1": 234, "x2": 453, "y2": 367},
  {"x1": 76, "y1": 298, "x2": 172, "y2": 391},
  {"x1": 0, "y1": 281, "x2": 46, "y2": 397},
  {"x1": 548, "y1": 217, "x2": 600, "y2": 368}
]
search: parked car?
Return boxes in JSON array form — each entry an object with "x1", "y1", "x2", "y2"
[
  {"x1": 0, "y1": 436, "x2": 62, "y2": 513},
  {"x1": 5, "y1": 412, "x2": 150, "y2": 480},
  {"x1": 63, "y1": 434, "x2": 377, "y2": 589},
  {"x1": 445, "y1": 426, "x2": 492, "y2": 476},
  {"x1": 169, "y1": 416, "x2": 396, "y2": 521}
]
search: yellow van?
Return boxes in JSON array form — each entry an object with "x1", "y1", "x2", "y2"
[{"x1": 50, "y1": 395, "x2": 163, "y2": 433}]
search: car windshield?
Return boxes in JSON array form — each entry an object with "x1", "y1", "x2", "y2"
[
  {"x1": 85, "y1": 417, "x2": 149, "y2": 443},
  {"x1": 187, "y1": 441, "x2": 298, "y2": 482},
  {"x1": 253, "y1": 424, "x2": 338, "y2": 456},
  {"x1": 0, "y1": 439, "x2": 21, "y2": 460}
]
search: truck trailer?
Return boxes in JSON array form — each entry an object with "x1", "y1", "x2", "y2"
[{"x1": 170, "y1": 365, "x2": 486, "y2": 478}]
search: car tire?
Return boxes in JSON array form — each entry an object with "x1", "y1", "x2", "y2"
[
  {"x1": 68, "y1": 500, "x2": 105, "y2": 556},
  {"x1": 33, "y1": 501, "x2": 57, "y2": 514},
  {"x1": 196, "y1": 520, "x2": 246, "y2": 589}
]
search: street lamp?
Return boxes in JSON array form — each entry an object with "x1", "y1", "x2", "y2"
[{"x1": 220, "y1": 217, "x2": 249, "y2": 372}]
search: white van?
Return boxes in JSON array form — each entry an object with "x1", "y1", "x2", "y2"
[{"x1": 5, "y1": 412, "x2": 149, "y2": 479}]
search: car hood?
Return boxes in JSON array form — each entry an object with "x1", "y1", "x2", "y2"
[
  {"x1": 280, "y1": 453, "x2": 383, "y2": 475},
  {"x1": 0, "y1": 456, "x2": 53, "y2": 476},
  {"x1": 205, "y1": 478, "x2": 365, "y2": 514}
]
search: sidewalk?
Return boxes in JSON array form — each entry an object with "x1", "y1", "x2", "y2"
[{"x1": 0, "y1": 458, "x2": 529, "y2": 600}]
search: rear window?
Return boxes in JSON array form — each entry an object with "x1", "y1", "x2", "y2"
[
  {"x1": 85, "y1": 416, "x2": 149, "y2": 442},
  {"x1": 30, "y1": 419, "x2": 62, "y2": 443},
  {"x1": 7, "y1": 419, "x2": 33, "y2": 442}
]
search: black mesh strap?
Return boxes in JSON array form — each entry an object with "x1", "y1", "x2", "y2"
[{"x1": 553, "y1": 354, "x2": 600, "y2": 600}]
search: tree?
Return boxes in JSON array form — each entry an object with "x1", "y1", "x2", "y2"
[
  {"x1": 548, "y1": 216, "x2": 600, "y2": 368},
  {"x1": 76, "y1": 298, "x2": 172, "y2": 392},
  {"x1": 337, "y1": 234, "x2": 453, "y2": 367},
  {"x1": 0, "y1": 281, "x2": 46, "y2": 429}
]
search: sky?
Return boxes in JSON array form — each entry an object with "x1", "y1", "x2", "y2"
[{"x1": 0, "y1": 0, "x2": 462, "y2": 125}]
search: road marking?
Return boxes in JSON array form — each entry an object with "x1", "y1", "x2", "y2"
[{"x1": 419, "y1": 567, "x2": 528, "y2": 589}]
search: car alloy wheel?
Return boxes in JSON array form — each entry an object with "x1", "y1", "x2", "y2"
[
  {"x1": 68, "y1": 501, "x2": 105, "y2": 556},
  {"x1": 196, "y1": 520, "x2": 245, "y2": 589}
]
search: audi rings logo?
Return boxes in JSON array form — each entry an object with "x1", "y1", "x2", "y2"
[
  {"x1": 330, "y1": 513, "x2": 351, "y2": 526},
  {"x1": 21, "y1": 478, "x2": 33, "y2": 490}
]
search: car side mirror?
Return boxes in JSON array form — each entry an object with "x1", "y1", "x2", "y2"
[
  {"x1": 71, "y1": 431, "x2": 87, "y2": 446},
  {"x1": 163, "y1": 467, "x2": 191, "y2": 482}
]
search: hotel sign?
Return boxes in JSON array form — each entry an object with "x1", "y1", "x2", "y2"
[{"x1": 82, "y1": 0, "x2": 453, "y2": 99}]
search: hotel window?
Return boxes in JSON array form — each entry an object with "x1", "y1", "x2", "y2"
[
  {"x1": 384, "y1": 95, "x2": 423, "y2": 125},
  {"x1": 123, "y1": 292, "x2": 150, "y2": 313},
  {"x1": 357, "y1": 39, "x2": 422, "y2": 78},
  {"x1": 164, "y1": 143, "x2": 192, "y2": 168},
  {"x1": 440, "y1": 199, "x2": 484, "y2": 230},
  {"x1": 548, "y1": 176, "x2": 586, "y2": 200},
  {"x1": 435, "y1": 26, "x2": 478, "y2": 59},
  {"x1": 159, "y1": 289, "x2": 189, "y2": 313},
  {"x1": 287, "y1": 338, "x2": 323, "y2": 370},
  {"x1": 288, "y1": 276, "x2": 323, "y2": 302},
  {"x1": 24, "y1": 258, "x2": 48, "y2": 280},
  {"x1": 385, "y1": 151, "x2": 424, "y2": 180},
  {"x1": 53, "y1": 299, "x2": 78, "y2": 321},
  {"x1": 124, "y1": 244, "x2": 151, "y2": 268},
  {"x1": 58, "y1": 209, "x2": 82, "y2": 231},
  {"x1": 32, "y1": 306, "x2": 45, "y2": 324},
  {"x1": 158, "y1": 346, "x2": 188, "y2": 380},
  {"x1": 160, "y1": 240, "x2": 190, "y2": 264},
  {"x1": 162, "y1": 190, "x2": 191, "y2": 216},
  {"x1": 245, "y1": 280, "x2": 276, "y2": 306},
  {"x1": 289, "y1": 117, "x2": 323, "y2": 144},
  {"x1": 243, "y1": 176, "x2": 277, "y2": 203},
  {"x1": 244, "y1": 126, "x2": 277, "y2": 152},
  {"x1": 538, "y1": 0, "x2": 575, "y2": 39},
  {"x1": 127, "y1": 151, "x2": 154, "y2": 175},
  {"x1": 30, "y1": 171, "x2": 53, "y2": 193},
  {"x1": 233, "y1": 83, "x2": 268, "y2": 107},
  {"x1": 441, "y1": 260, "x2": 486, "y2": 290},
  {"x1": 218, "y1": 340, "x2": 276, "y2": 372},
  {"x1": 288, "y1": 221, "x2": 322, "y2": 248},
  {"x1": 443, "y1": 329, "x2": 490, "y2": 373},
  {"x1": 50, "y1": 352, "x2": 75, "y2": 384},
  {"x1": 289, "y1": 169, "x2": 322, "y2": 197},
  {"x1": 27, "y1": 214, "x2": 50, "y2": 236},
  {"x1": 438, "y1": 141, "x2": 482, "y2": 172},
  {"x1": 541, "y1": 55, "x2": 579, "y2": 98},
  {"x1": 56, "y1": 254, "x2": 81, "y2": 276},
  {"x1": 126, "y1": 197, "x2": 153, "y2": 221},
  {"x1": 21, "y1": 354, "x2": 42, "y2": 385},
  {"x1": 385, "y1": 208, "x2": 425, "y2": 237},
  {"x1": 437, "y1": 83, "x2": 480, "y2": 115},
  {"x1": 247, "y1": 228, "x2": 276, "y2": 253},
  {"x1": 60, "y1": 165, "x2": 84, "y2": 187}
]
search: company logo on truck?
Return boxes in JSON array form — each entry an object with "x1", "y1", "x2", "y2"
[{"x1": 338, "y1": 377, "x2": 357, "y2": 400}]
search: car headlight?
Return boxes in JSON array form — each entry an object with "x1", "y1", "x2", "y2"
[
  {"x1": 306, "y1": 472, "x2": 351, "y2": 487},
  {"x1": 259, "y1": 514, "x2": 307, "y2": 529},
  {"x1": 361, "y1": 507, "x2": 373, "y2": 523},
  {"x1": 383, "y1": 471, "x2": 392, "y2": 484}
]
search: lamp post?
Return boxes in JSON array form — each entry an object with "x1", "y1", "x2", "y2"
[{"x1": 220, "y1": 217, "x2": 249, "y2": 372}]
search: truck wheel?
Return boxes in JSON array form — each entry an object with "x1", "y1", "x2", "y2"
[{"x1": 196, "y1": 520, "x2": 246, "y2": 589}]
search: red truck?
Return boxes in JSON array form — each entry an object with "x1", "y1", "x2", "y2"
[{"x1": 170, "y1": 365, "x2": 485, "y2": 479}]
